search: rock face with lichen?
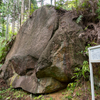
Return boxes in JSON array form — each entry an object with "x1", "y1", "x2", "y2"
[{"x1": 0, "y1": 6, "x2": 87, "y2": 94}]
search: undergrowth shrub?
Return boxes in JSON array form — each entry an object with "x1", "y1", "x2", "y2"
[
  {"x1": 0, "y1": 35, "x2": 15, "y2": 64},
  {"x1": 74, "y1": 0, "x2": 100, "y2": 24},
  {"x1": 55, "y1": 0, "x2": 66, "y2": 10},
  {"x1": 55, "y1": 0, "x2": 80, "y2": 10},
  {"x1": 72, "y1": 44, "x2": 91, "y2": 82},
  {"x1": 72, "y1": 61, "x2": 90, "y2": 81}
]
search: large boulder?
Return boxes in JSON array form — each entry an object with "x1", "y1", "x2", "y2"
[{"x1": 0, "y1": 6, "x2": 86, "y2": 94}]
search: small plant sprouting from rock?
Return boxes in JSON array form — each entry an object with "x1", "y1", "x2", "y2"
[{"x1": 76, "y1": 15, "x2": 83, "y2": 23}]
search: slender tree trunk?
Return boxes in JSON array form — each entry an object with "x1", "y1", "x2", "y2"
[
  {"x1": 17, "y1": 14, "x2": 21, "y2": 30},
  {"x1": 54, "y1": 0, "x2": 56, "y2": 6},
  {"x1": 0, "y1": 12, "x2": 4, "y2": 37},
  {"x1": 2, "y1": 18, "x2": 5, "y2": 37},
  {"x1": 0, "y1": 13, "x2": 1, "y2": 35},
  {"x1": 41, "y1": 0, "x2": 43, "y2": 7},
  {"x1": 6, "y1": 16, "x2": 8, "y2": 40},
  {"x1": 6, "y1": 0, "x2": 9, "y2": 40},
  {"x1": 1, "y1": 5, "x2": 5, "y2": 37},
  {"x1": 12, "y1": 2, "x2": 16, "y2": 33},
  {"x1": 21, "y1": 0, "x2": 24, "y2": 26},
  {"x1": 17, "y1": 0, "x2": 20, "y2": 32},
  {"x1": 20, "y1": 14, "x2": 21, "y2": 27},
  {"x1": 29, "y1": 0, "x2": 31, "y2": 16},
  {"x1": 0, "y1": 0, "x2": 2, "y2": 5},
  {"x1": 51, "y1": 0, "x2": 52, "y2": 5},
  {"x1": 66, "y1": 0, "x2": 69, "y2": 9},
  {"x1": 12, "y1": 19, "x2": 15, "y2": 33},
  {"x1": 17, "y1": 14, "x2": 21, "y2": 32}
]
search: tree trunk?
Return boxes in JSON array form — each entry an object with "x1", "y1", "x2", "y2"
[
  {"x1": 2, "y1": 18, "x2": 5, "y2": 37},
  {"x1": 0, "y1": 0, "x2": 2, "y2": 5},
  {"x1": 41, "y1": 0, "x2": 43, "y2": 7},
  {"x1": 12, "y1": 2, "x2": 16, "y2": 33},
  {"x1": 21, "y1": 0, "x2": 24, "y2": 26},
  {"x1": 12, "y1": 18, "x2": 15, "y2": 33},
  {"x1": 29, "y1": 0, "x2": 31, "y2": 16},
  {"x1": 51, "y1": 0, "x2": 52, "y2": 5},
  {"x1": 17, "y1": 0, "x2": 20, "y2": 32},
  {"x1": 54, "y1": 0, "x2": 56, "y2": 6},
  {"x1": 6, "y1": 0, "x2": 9, "y2": 40}
]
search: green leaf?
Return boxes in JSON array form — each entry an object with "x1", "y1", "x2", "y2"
[{"x1": 76, "y1": 15, "x2": 83, "y2": 23}]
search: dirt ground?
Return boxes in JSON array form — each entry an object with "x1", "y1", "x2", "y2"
[{"x1": 0, "y1": 78, "x2": 100, "y2": 100}]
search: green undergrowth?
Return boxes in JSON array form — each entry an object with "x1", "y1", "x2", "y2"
[
  {"x1": 61, "y1": 81, "x2": 90, "y2": 100},
  {"x1": 61, "y1": 81, "x2": 100, "y2": 100},
  {"x1": 0, "y1": 86, "x2": 28, "y2": 100},
  {"x1": 1, "y1": 81, "x2": 100, "y2": 100},
  {"x1": 0, "y1": 86, "x2": 55, "y2": 100},
  {"x1": 0, "y1": 35, "x2": 15, "y2": 64}
]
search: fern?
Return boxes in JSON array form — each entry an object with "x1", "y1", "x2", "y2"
[
  {"x1": 72, "y1": 60, "x2": 89, "y2": 80},
  {"x1": 82, "y1": 61, "x2": 89, "y2": 78},
  {"x1": 76, "y1": 15, "x2": 83, "y2": 23}
]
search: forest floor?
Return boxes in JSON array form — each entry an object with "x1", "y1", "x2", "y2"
[{"x1": 0, "y1": 78, "x2": 100, "y2": 100}]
